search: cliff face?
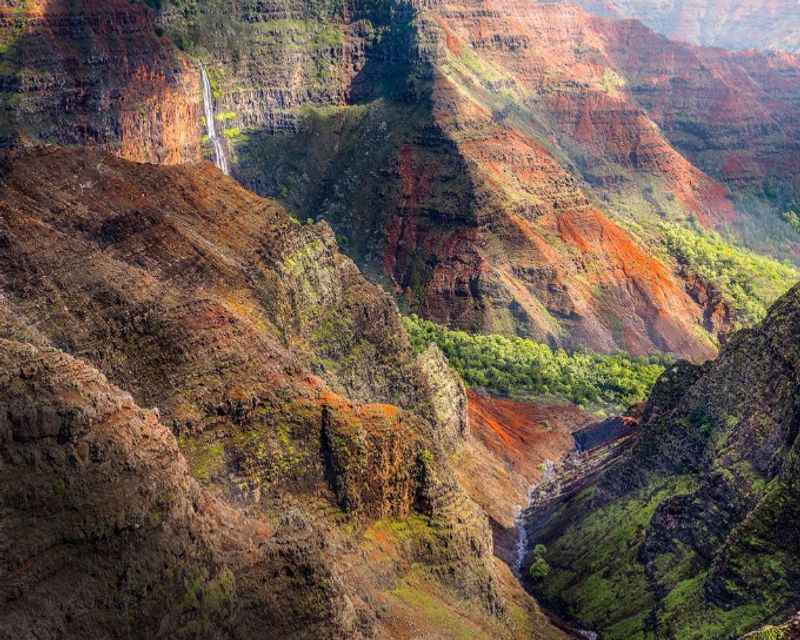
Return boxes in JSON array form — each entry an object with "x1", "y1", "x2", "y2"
[
  {"x1": 0, "y1": 0, "x2": 203, "y2": 162},
  {"x1": 203, "y1": 0, "x2": 800, "y2": 359},
  {"x1": 0, "y1": 148, "x2": 564, "y2": 639},
  {"x1": 0, "y1": 339, "x2": 364, "y2": 639},
  {"x1": 593, "y1": 17, "x2": 800, "y2": 196},
  {"x1": 3, "y1": 0, "x2": 800, "y2": 360},
  {"x1": 574, "y1": 0, "x2": 800, "y2": 53},
  {"x1": 521, "y1": 282, "x2": 800, "y2": 639}
]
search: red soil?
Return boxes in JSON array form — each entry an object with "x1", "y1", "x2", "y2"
[{"x1": 466, "y1": 390, "x2": 592, "y2": 484}]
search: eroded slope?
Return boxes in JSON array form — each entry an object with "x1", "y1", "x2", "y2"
[
  {"x1": 4, "y1": 0, "x2": 800, "y2": 361},
  {"x1": 0, "y1": 148, "x2": 566, "y2": 639},
  {"x1": 521, "y1": 282, "x2": 800, "y2": 639}
]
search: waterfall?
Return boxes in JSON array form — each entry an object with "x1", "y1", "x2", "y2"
[
  {"x1": 513, "y1": 485, "x2": 536, "y2": 576},
  {"x1": 200, "y1": 64, "x2": 229, "y2": 175}
]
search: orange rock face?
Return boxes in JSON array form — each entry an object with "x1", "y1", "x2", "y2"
[
  {"x1": 453, "y1": 390, "x2": 592, "y2": 562},
  {"x1": 466, "y1": 390, "x2": 591, "y2": 485},
  {"x1": 368, "y1": 0, "x2": 799, "y2": 358},
  {"x1": 0, "y1": 0, "x2": 202, "y2": 163}
]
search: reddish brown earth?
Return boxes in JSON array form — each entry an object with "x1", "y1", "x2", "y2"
[
  {"x1": 427, "y1": 0, "x2": 800, "y2": 222},
  {"x1": 0, "y1": 147, "x2": 565, "y2": 639},
  {"x1": 466, "y1": 390, "x2": 592, "y2": 484},
  {"x1": 591, "y1": 16, "x2": 800, "y2": 191},
  {"x1": 3, "y1": 0, "x2": 800, "y2": 362},
  {"x1": 373, "y1": 0, "x2": 800, "y2": 358},
  {"x1": 0, "y1": 0, "x2": 202, "y2": 162},
  {"x1": 454, "y1": 390, "x2": 592, "y2": 563}
]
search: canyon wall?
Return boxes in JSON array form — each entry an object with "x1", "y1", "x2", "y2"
[
  {"x1": 0, "y1": 0, "x2": 203, "y2": 162},
  {"x1": 521, "y1": 281, "x2": 800, "y2": 639},
  {"x1": 3, "y1": 0, "x2": 800, "y2": 360},
  {"x1": 0, "y1": 147, "x2": 565, "y2": 639}
]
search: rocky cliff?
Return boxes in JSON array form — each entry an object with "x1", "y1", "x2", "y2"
[
  {"x1": 0, "y1": 0, "x2": 203, "y2": 162},
  {"x1": 195, "y1": 0, "x2": 800, "y2": 358},
  {"x1": 520, "y1": 281, "x2": 800, "y2": 639},
  {"x1": 0, "y1": 147, "x2": 567, "y2": 639},
  {"x1": 3, "y1": 0, "x2": 800, "y2": 360}
]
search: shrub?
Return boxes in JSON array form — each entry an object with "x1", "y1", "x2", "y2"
[
  {"x1": 529, "y1": 557, "x2": 551, "y2": 580},
  {"x1": 783, "y1": 210, "x2": 800, "y2": 234}
]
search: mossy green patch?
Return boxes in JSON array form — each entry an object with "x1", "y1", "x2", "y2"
[
  {"x1": 179, "y1": 437, "x2": 225, "y2": 483},
  {"x1": 392, "y1": 573, "x2": 494, "y2": 640},
  {"x1": 659, "y1": 571, "x2": 771, "y2": 640},
  {"x1": 659, "y1": 220, "x2": 799, "y2": 327},
  {"x1": 536, "y1": 475, "x2": 698, "y2": 637}
]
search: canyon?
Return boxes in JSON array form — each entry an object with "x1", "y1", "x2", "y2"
[
  {"x1": 1, "y1": 0, "x2": 800, "y2": 638},
  {"x1": 0, "y1": 147, "x2": 571, "y2": 639},
  {"x1": 3, "y1": 0, "x2": 800, "y2": 360},
  {"x1": 520, "y1": 282, "x2": 800, "y2": 639}
]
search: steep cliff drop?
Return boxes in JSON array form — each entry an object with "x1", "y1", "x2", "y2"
[
  {"x1": 200, "y1": 65, "x2": 229, "y2": 175},
  {"x1": 0, "y1": 147, "x2": 574, "y2": 640}
]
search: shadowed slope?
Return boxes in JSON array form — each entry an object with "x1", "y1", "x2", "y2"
[{"x1": 521, "y1": 282, "x2": 800, "y2": 639}]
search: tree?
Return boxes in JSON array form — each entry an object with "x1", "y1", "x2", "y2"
[
  {"x1": 528, "y1": 544, "x2": 551, "y2": 580},
  {"x1": 529, "y1": 557, "x2": 551, "y2": 580}
]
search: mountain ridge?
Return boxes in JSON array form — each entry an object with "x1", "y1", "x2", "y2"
[
  {"x1": 521, "y1": 280, "x2": 800, "y2": 639},
  {"x1": 2, "y1": 0, "x2": 800, "y2": 360},
  {"x1": 0, "y1": 146, "x2": 569, "y2": 639}
]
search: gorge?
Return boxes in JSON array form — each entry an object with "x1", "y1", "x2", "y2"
[{"x1": 1, "y1": 0, "x2": 800, "y2": 638}]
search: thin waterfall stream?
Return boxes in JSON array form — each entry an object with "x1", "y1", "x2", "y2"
[{"x1": 200, "y1": 64, "x2": 229, "y2": 175}]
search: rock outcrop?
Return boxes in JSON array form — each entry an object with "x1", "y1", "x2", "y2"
[
  {"x1": 193, "y1": 0, "x2": 800, "y2": 359},
  {"x1": 0, "y1": 339, "x2": 364, "y2": 640},
  {"x1": 0, "y1": 0, "x2": 203, "y2": 162}
]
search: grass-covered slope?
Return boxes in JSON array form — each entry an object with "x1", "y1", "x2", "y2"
[
  {"x1": 658, "y1": 221, "x2": 799, "y2": 328},
  {"x1": 524, "y1": 283, "x2": 800, "y2": 639}
]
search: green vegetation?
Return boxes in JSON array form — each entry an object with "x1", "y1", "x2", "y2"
[
  {"x1": 782, "y1": 210, "x2": 800, "y2": 234},
  {"x1": 174, "y1": 566, "x2": 237, "y2": 634},
  {"x1": 743, "y1": 623, "x2": 792, "y2": 640},
  {"x1": 536, "y1": 476, "x2": 699, "y2": 639},
  {"x1": 391, "y1": 571, "x2": 494, "y2": 640},
  {"x1": 404, "y1": 315, "x2": 667, "y2": 413},
  {"x1": 179, "y1": 437, "x2": 225, "y2": 483},
  {"x1": 528, "y1": 544, "x2": 551, "y2": 580},
  {"x1": 660, "y1": 220, "x2": 798, "y2": 326},
  {"x1": 600, "y1": 68, "x2": 626, "y2": 97}
]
